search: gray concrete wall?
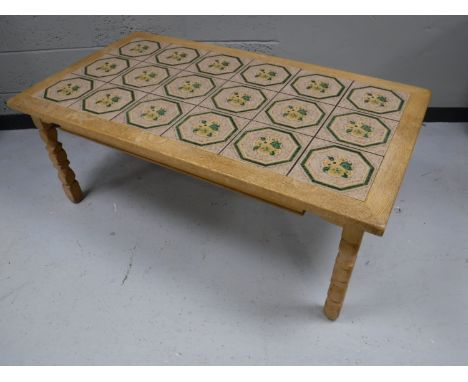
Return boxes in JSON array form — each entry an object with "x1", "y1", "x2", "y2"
[{"x1": 1, "y1": 15, "x2": 467, "y2": 115}]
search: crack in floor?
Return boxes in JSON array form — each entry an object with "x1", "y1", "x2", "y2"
[{"x1": 121, "y1": 246, "x2": 136, "y2": 286}]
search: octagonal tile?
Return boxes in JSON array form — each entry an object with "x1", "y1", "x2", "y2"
[
  {"x1": 317, "y1": 108, "x2": 398, "y2": 156},
  {"x1": 69, "y1": 84, "x2": 145, "y2": 120},
  {"x1": 112, "y1": 96, "x2": 194, "y2": 131},
  {"x1": 150, "y1": 46, "x2": 206, "y2": 69},
  {"x1": 35, "y1": 75, "x2": 104, "y2": 106},
  {"x1": 187, "y1": 54, "x2": 248, "y2": 79},
  {"x1": 74, "y1": 55, "x2": 137, "y2": 80},
  {"x1": 230, "y1": 61, "x2": 299, "y2": 91},
  {"x1": 109, "y1": 64, "x2": 176, "y2": 92},
  {"x1": 340, "y1": 82, "x2": 407, "y2": 120},
  {"x1": 221, "y1": 122, "x2": 311, "y2": 175},
  {"x1": 118, "y1": 39, "x2": 163, "y2": 59},
  {"x1": 288, "y1": 138, "x2": 382, "y2": 200},
  {"x1": 162, "y1": 107, "x2": 249, "y2": 153},
  {"x1": 281, "y1": 72, "x2": 352, "y2": 105}
]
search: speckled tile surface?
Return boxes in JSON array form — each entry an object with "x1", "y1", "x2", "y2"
[{"x1": 35, "y1": 37, "x2": 410, "y2": 201}]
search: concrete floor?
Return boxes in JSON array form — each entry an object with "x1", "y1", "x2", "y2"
[{"x1": 0, "y1": 123, "x2": 467, "y2": 365}]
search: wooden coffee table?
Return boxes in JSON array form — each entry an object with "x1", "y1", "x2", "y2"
[{"x1": 7, "y1": 32, "x2": 430, "y2": 320}]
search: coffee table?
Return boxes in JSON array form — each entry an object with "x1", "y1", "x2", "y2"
[{"x1": 7, "y1": 32, "x2": 431, "y2": 320}]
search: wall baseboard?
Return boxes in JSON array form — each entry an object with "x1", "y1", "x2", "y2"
[{"x1": 1, "y1": 108, "x2": 468, "y2": 131}]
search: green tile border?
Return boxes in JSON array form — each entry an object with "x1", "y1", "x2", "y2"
[
  {"x1": 326, "y1": 112, "x2": 391, "y2": 148},
  {"x1": 122, "y1": 65, "x2": 170, "y2": 88},
  {"x1": 175, "y1": 111, "x2": 239, "y2": 146},
  {"x1": 44, "y1": 77, "x2": 94, "y2": 103},
  {"x1": 125, "y1": 97, "x2": 183, "y2": 129},
  {"x1": 265, "y1": 98, "x2": 326, "y2": 129},
  {"x1": 196, "y1": 54, "x2": 244, "y2": 76},
  {"x1": 346, "y1": 86, "x2": 404, "y2": 115},
  {"x1": 291, "y1": 74, "x2": 346, "y2": 100},
  {"x1": 84, "y1": 57, "x2": 130, "y2": 78},
  {"x1": 82, "y1": 87, "x2": 135, "y2": 115},
  {"x1": 234, "y1": 127, "x2": 302, "y2": 167},
  {"x1": 300, "y1": 145, "x2": 374, "y2": 191},
  {"x1": 118, "y1": 40, "x2": 161, "y2": 57},
  {"x1": 163, "y1": 74, "x2": 216, "y2": 100},
  {"x1": 240, "y1": 63, "x2": 292, "y2": 86},
  {"x1": 155, "y1": 46, "x2": 200, "y2": 66},
  {"x1": 211, "y1": 85, "x2": 268, "y2": 113}
]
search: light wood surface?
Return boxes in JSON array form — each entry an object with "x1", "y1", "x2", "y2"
[{"x1": 7, "y1": 32, "x2": 431, "y2": 320}]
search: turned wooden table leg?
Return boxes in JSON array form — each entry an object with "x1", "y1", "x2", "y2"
[
  {"x1": 32, "y1": 116, "x2": 84, "y2": 203},
  {"x1": 324, "y1": 225, "x2": 364, "y2": 320}
]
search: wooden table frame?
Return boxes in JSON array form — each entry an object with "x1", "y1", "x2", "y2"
[{"x1": 7, "y1": 32, "x2": 431, "y2": 320}]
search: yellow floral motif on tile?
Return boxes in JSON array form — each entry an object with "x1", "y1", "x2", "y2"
[
  {"x1": 345, "y1": 120, "x2": 373, "y2": 138},
  {"x1": 96, "y1": 62, "x2": 117, "y2": 73},
  {"x1": 255, "y1": 68, "x2": 277, "y2": 81},
  {"x1": 322, "y1": 156, "x2": 353, "y2": 179},
  {"x1": 227, "y1": 92, "x2": 251, "y2": 106},
  {"x1": 57, "y1": 83, "x2": 80, "y2": 95},
  {"x1": 140, "y1": 106, "x2": 167, "y2": 121},
  {"x1": 253, "y1": 136, "x2": 282, "y2": 156},
  {"x1": 306, "y1": 79, "x2": 329, "y2": 93},
  {"x1": 134, "y1": 70, "x2": 157, "y2": 82},
  {"x1": 130, "y1": 44, "x2": 149, "y2": 54},
  {"x1": 192, "y1": 120, "x2": 220, "y2": 137},
  {"x1": 178, "y1": 80, "x2": 202, "y2": 93},
  {"x1": 282, "y1": 105, "x2": 308, "y2": 121},
  {"x1": 208, "y1": 59, "x2": 230, "y2": 71},
  {"x1": 166, "y1": 51, "x2": 187, "y2": 62},
  {"x1": 364, "y1": 92, "x2": 388, "y2": 107},
  {"x1": 95, "y1": 93, "x2": 121, "y2": 107}
]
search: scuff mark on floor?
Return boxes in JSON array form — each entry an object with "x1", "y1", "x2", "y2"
[
  {"x1": 121, "y1": 246, "x2": 136, "y2": 286},
  {"x1": 0, "y1": 282, "x2": 31, "y2": 303}
]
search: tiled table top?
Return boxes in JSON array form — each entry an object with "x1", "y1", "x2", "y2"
[
  {"x1": 33, "y1": 37, "x2": 410, "y2": 202},
  {"x1": 9, "y1": 32, "x2": 430, "y2": 235}
]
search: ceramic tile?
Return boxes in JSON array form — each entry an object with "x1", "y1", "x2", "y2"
[
  {"x1": 150, "y1": 71, "x2": 224, "y2": 106},
  {"x1": 111, "y1": 94, "x2": 195, "y2": 135},
  {"x1": 221, "y1": 121, "x2": 312, "y2": 176},
  {"x1": 280, "y1": 71, "x2": 352, "y2": 106},
  {"x1": 229, "y1": 60, "x2": 300, "y2": 91},
  {"x1": 288, "y1": 138, "x2": 383, "y2": 201},
  {"x1": 73, "y1": 55, "x2": 140, "y2": 82},
  {"x1": 108, "y1": 39, "x2": 169, "y2": 61},
  {"x1": 68, "y1": 84, "x2": 146, "y2": 120},
  {"x1": 110, "y1": 62, "x2": 180, "y2": 93},
  {"x1": 315, "y1": 107, "x2": 398, "y2": 156},
  {"x1": 145, "y1": 45, "x2": 208, "y2": 70},
  {"x1": 184, "y1": 53, "x2": 252, "y2": 80},
  {"x1": 161, "y1": 106, "x2": 250, "y2": 153},
  {"x1": 338, "y1": 81, "x2": 409, "y2": 120},
  {"x1": 254, "y1": 93, "x2": 334, "y2": 137},
  {"x1": 199, "y1": 81, "x2": 276, "y2": 120},
  {"x1": 33, "y1": 75, "x2": 106, "y2": 106}
]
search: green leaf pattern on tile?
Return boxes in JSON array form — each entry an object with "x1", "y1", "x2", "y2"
[
  {"x1": 227, "y1": 92, "x2": 251, "y2": 106},
  {"x1": 364, "y1": 92, "x2": 388, "y2": 107},
  {"x1": 306, "y1": 80, "x2": 329, "y2": 93},
  {"x1": 178, "y1": 80, "x2": 202, "y2": 93},
  {"x1": 345, "y1": 120, "x2": 373, "y2": 138},
  {"x1": 57, "y1": 83, "x2": 80, "y2": 96},
  {"x1": 166, "y1": 51, "x2": 187, "y2": 62},
  {"x1": 140, "y1": 105, "x2": 167, "y2": 121},
  {"x1": 282, "y1": 105, "x2": 308, "y2": 121},
  {"x1": 253, "y1": 136, "x2": 283, "y2": 156},
  {"x1": 193, "y1": 119, "x2": 220, "y2": 137},
  {"x1": 208, "y1": 59, "x2": 230, "y2": 71},
  {"x1": 96, "y1": 61, "x2": 117, "y2": 73},
  {"x1": 95, "y1": 93, "x2": 121, "y2": 107},
  {"x1": 255, "y1": 68, "x2": 277, "y2": 81},
  {"x1": 322, "y1": 156, "x2": 353, "y2": 179},
  {"x1": 134, "y1": 70, "x2": 157, "y2": 82},
  {"x1": 130, "y1": 43, "x2": 150, "y2": 54}
]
